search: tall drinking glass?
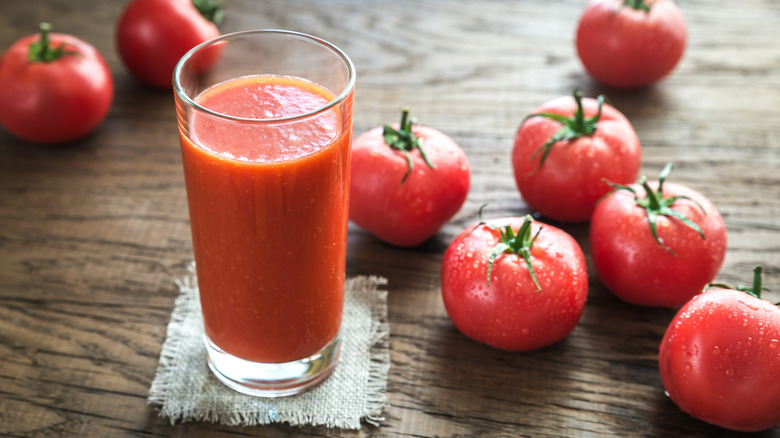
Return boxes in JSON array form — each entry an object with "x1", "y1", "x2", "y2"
[{"x1": 173, "y1": 30, "x2": 355, "y2": 397}]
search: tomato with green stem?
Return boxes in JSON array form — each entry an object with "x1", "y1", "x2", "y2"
[
  {"x1": 590, "y1": 163, "x2": 727, "y2": 307},
  {"x1": 659, "y1": 266, "x2": 780, "y2": 432},
  {"x1": 349, "y1": 109, "x2": 471, "y2": 247},
  {"x1": 576, "y1": 0, "x2": 687, "y2": 89},
  {"x1": 512, "y1": 89, "x2": 641, "y2": 222},
  {"x1": 0, "y1": 23, "x2": 113, "y2": 144},
  {"x1": 441, "y1": 211, "x2": 588, "y2": 351},
  {"x1": 116, "y1": 0, "x2": 222, "y2": 89}
]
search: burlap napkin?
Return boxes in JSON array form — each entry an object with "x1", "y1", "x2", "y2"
[{"x1": 148, "y1": 263, "x2": 389, "y2": 429}]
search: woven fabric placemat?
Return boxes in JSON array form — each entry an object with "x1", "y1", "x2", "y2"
[{"x1": 148, "y1": 264, "x2": 389, "y2": 429}]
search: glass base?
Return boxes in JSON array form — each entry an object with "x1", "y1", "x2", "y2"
[{"x1": 204, "y1": 335, "x2": 341, "y2": 397}]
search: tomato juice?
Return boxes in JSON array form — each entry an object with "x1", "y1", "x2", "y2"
[{"x1": 179, "y1": 75, "x2": 353, "y2": 364}]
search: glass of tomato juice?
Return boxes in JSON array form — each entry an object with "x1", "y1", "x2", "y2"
[{"x1": 173, "y1": 30, "x2": 355, "y2": 397}]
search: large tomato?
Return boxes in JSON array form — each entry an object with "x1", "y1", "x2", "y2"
[
  {"x1": 512, "y1": 89, "x2": 641, "y2": 222},
  {"x1": 349, "y1": 109, "x2": 471, "y2": 247},
  {"x1": 590, "y1": 164, "x2": 727, "y2": 307},
  {"x1": 659, "y1": 266, "x2": 780, "y2": 432},
  {"x1": 441, "y1": 213, "x2": 588, "y2": 351},
  {"x1": 0, "y1": 23, "x2": 113, "y2": 144},
  {"x1": 576, "y1": 0, "x2": 687, "y2": 89},
  {"x1": 116, "y1": 0, "x2": 221, "y2": 89}
]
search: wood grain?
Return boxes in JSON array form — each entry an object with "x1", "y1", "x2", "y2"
[{"x1": 1, "y1": 0, "x2": 779, "y2": 437}]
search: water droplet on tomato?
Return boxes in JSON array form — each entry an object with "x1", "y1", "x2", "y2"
[
  {"x1": 712, "y1": 346, "x2": 721, "y2": 356},
  {"x1": 684, "y1": 362, "x2": 693, "y2": 372},
  {"x1": 725, "y1": 367, "x2": 735, "y2": 378},
  {"x1": 741, "y1": 301, "x2": 760, "y2": 311},
  {"x1": 770, "y1": 339, "x2": 779, "y2": 349}
]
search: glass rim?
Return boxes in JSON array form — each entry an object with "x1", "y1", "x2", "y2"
[{"x1": 172, "y1": 29, "x2": 356, "y2": 123}]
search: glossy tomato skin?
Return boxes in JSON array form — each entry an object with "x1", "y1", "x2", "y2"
[
  {"x1": 441, "y1": 217, "x2": 588, "y2": 351},
  {"x1": 0, "y1": 31, "x2": 113, "y2": 144},
  {"x1": 512, "y1": 95, "x2": 641, "y2": 222},
  {"x1": 349, "y1": 125, "x2": 470, "y2": 247},
  {"x1": 659, "y1": 289, "x2": 780, "y2": 432},
  {"x1": 590, "y1": 181, "x2": 726, "y2": 307},
  {"x1": 576, "y1": 0, "x2": 687, "y2": 89},
  {"x1": 116, "y1": 0, "x2": 220, "y2": 89}
]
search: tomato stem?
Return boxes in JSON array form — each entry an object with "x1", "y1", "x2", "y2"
[
  {"x1": 192, "y1": 0, "x2": 224, "y2": 26},
  {"x1": 476, "y1": 203, "x2": 489, "y2": 227},
  {"x1": 624, "y1": 0, "x2": 651, "y2": 12},
  {"x1": 524, "y1": 88, "x2": 604, "y2": 174},
  {"x1": 27, "y1": 22, "x2": 76, "y2": 63},
  {"x1": 706, "y1": 265, "x2": 771, "y2": 301},
  {"x1": 485, "y1": 215, "x2": 542, "y2": 291},
  {"x1": 751, "y1": 265, "x2": 765, "y2": 299},
  {"x1": 603, "y1": 163, "x2": 706, "y2": 255},
  {"x1": 383, "y1": 109, "x2": 436, "y2": 184},
  {"x1": 737, "y1": 265, "x2": 768, "y2": 300}
]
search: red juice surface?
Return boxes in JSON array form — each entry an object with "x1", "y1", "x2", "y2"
[{"x1": 179, "y1": 75, "x2": 352, "y2": 363}]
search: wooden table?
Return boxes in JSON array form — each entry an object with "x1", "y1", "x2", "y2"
[{"x1": 2, "y1": 0, "x2": 779, "y2": 436}]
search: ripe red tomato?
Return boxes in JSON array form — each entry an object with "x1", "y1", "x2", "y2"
[
  {"x1": 512, "y1": 89, "x2": 641, "y2": 222},
  {"x1": 659, "y1": 266, "x2": 780, "y2": 432},
  {"x1": 576, "y1": 0, "x2": 687, "y2": 89},
  {"x1": 441, "y1": 214, "x2": 588, "y2": 351},
  {"x1": 349, "y1": 110, "x2": 471, "y2": 247},
  {"x1": 590, "y1": 164, "x2": 727, "y2": 307},
  {"x1": 0, "y1": 23, "x2": 113, "y2": 144},
  {"x1": 116, "y1": 0, "x2": 221, "y2": 89}
]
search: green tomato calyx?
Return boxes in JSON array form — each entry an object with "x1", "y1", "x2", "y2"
[
  {"x1": 28, "y1": 23, "x2": 78, "y2": 63},
  {"x1": 524, "y1": 88, "x2": 605, "y2": 174},
  {"x1": 192, "y1": 0, "x2": 224, "y2": 26},
  {"x1": 624, "y1": 0, "x2": 651, "y2": 12},
  {"x1": 383, "y1": 108, "x2": 436, "y2": 184},
  {"x1": 604, "y1": 162, "x2": 706, "y2": 256},
  {"x1": 482, "y1": 210, "x2": 543, "y2": 291},
  {"x1": 707, "y1": 265, "x2": 772, "y2": 301}
]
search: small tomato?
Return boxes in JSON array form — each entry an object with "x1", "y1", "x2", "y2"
[
  {"x1": 590, "y1": 163, "x2": 727, "y2": 307},
  {"x1": 576, "y1": 0, "x2": 687, "y2": 89},
  {"x1": 116, "y1": 0, "x2": 222, "y2": 89},
  {"x1": 441, "y1": 213, "x2": 588, "y2": 351},
  {"x1": 349, "y1": 109, "x2": 471, "y2": 247},
  {"x1": 0, "y1": 23, "x2": 113, "y2": 144},
  {"x1": 659, "y1": 266, "x2": 780, "y2": 432},
  {"x1": 512, "y1": 89, "x2": 641, "y2": 222}
]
